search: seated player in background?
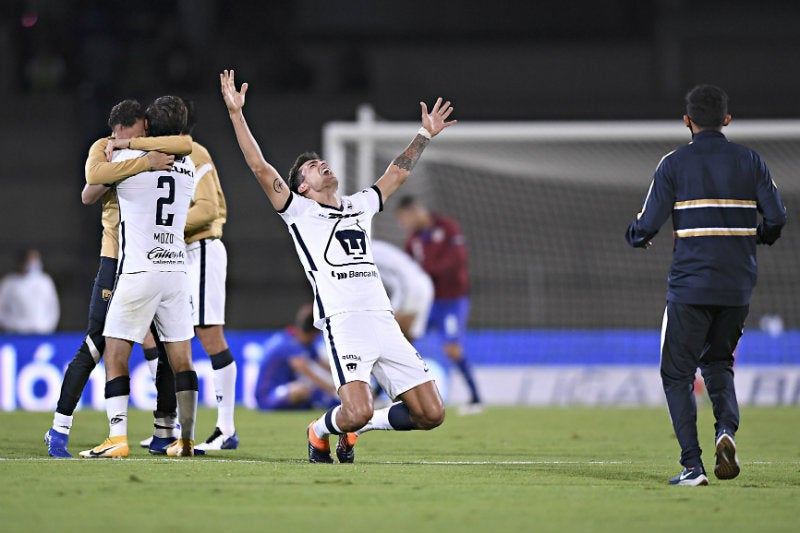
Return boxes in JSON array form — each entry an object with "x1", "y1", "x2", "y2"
[
  {"x1": 371, "y1": 239, "x2": 434, "y2": 343},
  {"x1": 45, "y1": 99, "x2": 191, "y2": 458},
  {"x1": 395, "y1": 196, "x2": 482, "y2": 412},
  {"x1": 254, "y1": 304, "x2": 339, "y2": 411}
]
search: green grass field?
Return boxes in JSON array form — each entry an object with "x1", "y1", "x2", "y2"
[{"x1": 1, "y1": 406, "x2": 798, "y2": 533}]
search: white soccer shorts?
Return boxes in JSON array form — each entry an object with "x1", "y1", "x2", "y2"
[
  {"x1": 322, "y1": 310, "x2": 433, "y2": 400},
  {"x1": 104, "y1": 271, "x2": 194, "y2": 343},
  {"x1": 187, "y1": 238, "x2": 227, "y2": 327}
]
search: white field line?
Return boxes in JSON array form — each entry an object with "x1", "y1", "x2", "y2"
[
  {"x1": 1, "y1": 457, "x2": 799, "y2": 466},
  {"x1": 0, "y1": 457, "x2": 624, "y2": 464}
]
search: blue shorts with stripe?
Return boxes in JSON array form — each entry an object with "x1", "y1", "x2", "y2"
[{"x1": 427, "y1": 296, "x2": 470, "y2": 343}]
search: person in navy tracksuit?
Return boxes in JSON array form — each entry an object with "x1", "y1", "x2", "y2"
[{"x1": 626, "y1": 85, "x2": 787, "y2": 486}]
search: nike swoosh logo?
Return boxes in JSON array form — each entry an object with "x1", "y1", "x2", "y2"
[
  {"x1": 89, "y1": 446, "x2": 117, "y2": 457},
  {"x1": 680, "y1": 470, "x2": 696, "y2": 480}
]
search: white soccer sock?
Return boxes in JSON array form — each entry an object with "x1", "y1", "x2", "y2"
[
  {"x1": 213, "y1": 362, "x2": 237, "y2": 435},
  {"x1": 106, "y1": 395, "x2": 129, "y2": 438},
  {"x1": 313, "y1": 406, "x2": 342, "y2": 439},
  {"x1": 356, "y1": 406, "x2": 392, "y2": 435},
  {"x1": 52, "y1": 413, "x2": 73, "y2": 435},
  {"x1": 145, "y1": 357, "x2": 158, "y2": 380}
]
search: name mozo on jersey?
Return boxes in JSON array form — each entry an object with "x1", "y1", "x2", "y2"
[{"x1": 154, "y1": 232, "x2": 174, "y2": 244}]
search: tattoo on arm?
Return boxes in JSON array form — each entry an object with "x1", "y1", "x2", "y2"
[
  {"x1": 393, "y1": 134, "x2": 430, "y2": 172},
  {"x1": 272, "y1": 178, "x2": 284, "y2": 193}
]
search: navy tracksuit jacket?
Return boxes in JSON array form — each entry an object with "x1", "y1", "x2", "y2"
[{"x1": 626, "y1": 130, "x2": 787, "y2": 306}]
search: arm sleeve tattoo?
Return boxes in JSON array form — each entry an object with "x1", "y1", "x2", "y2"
[{"x1": 393, "y1": 134, "x2": 430, "y2": 172}]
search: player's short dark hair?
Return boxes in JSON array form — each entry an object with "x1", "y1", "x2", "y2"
[
  {"x1": 107, "y1": 99, "x2": 144, "y2": 130},
  {"x1": 685, "y1": 84, "x2": 729, "y2": 129},
  {"x1": 180, "y1": 97, "x2": 196, "y2": 135},
  {"x1": 145, "y1": 96, "x2": 187, "y2": 137},
  {"x1": 395, "y1": 195, "x2": 420, "y2": 211},
  {"x1": 288, "y1": 151, "x2": 321, "y2": 194},
  {"x1": 295, "y1": 303, "x2": 315, "y2": 333}
]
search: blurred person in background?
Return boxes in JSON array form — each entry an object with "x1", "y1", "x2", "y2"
[
  {"x1": 0, "y1": 248, "x2": 59, "y2": 334},
  {"x1": 371, "y1": 239, "x2": 433, "y2": 343},
  {"x1": 395, "y1": 196, "x2": 482, "y2": 412},
  {"x1": 254, "y1": 304, "x2": 338, "y2": 411}
]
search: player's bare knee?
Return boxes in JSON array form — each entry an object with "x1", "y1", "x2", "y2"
[
  {"x1": 414, "y1": 405, "x2": 445, "y2": 430},
  {"x1": 339, "y1": 403, "x2": 373, "y2": 431}
]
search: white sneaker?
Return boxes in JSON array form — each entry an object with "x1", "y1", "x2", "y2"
[
  {"x1": 195, "y1": 427, "x2": 239, "y2": 450},
  {"x1": 457, "y1": 402, "x2": 485, "y2": 415}
]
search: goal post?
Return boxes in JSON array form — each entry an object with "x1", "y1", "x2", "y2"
[{"x1": 322, "y1": 109, "x2": 800, "y2": 330}]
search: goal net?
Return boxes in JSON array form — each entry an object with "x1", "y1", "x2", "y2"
[{"x1": 323, "y1": 109, "x2": 800, "y2": 330}]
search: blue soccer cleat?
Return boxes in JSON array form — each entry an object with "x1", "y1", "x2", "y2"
[
  {"x1": 669, "y1": 465, "x2": 709, "y2": 486},
  {"x1": 45, "y1": 429, "x2": 72, "y2": 458},
  {"x1": 148, "y1": 435, "x2": 177, "y2": 455}
]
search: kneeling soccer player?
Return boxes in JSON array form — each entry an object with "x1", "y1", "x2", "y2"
[{"x1": 220, "y1": 69, "x2": 455, "y2": 462}]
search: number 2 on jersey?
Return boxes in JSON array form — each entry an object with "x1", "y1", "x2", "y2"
[{"x1": 156, "y1": 175, "x2": 175, "y2": 226}]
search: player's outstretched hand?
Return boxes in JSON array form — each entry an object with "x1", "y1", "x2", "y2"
[
  {"x1": 220, "y1": 69, "x2": 248, "y2": 114},
  {"x1": 420, "y1": 97, "x2": 457, "y2": 137}
]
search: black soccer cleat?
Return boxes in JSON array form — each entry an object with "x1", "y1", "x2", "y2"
[
  {"x1": 714, "y1": 431, "x2": 741, "y2": 480},
  {"x1": 307, "y1": 422, "x2": 333, "y2": 464},
  {"x1": 335, "y1": 433, "x2": 358, "y2": 464}
]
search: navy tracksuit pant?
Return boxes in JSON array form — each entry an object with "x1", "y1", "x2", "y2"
[{"x1": 660, "y1": 301, "x2": 748, "y2": 468}]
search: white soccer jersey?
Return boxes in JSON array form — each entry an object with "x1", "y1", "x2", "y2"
[
  {"x1": 371, "y1": 240, "x2": 433, "y2": 312},
  {"x1": 278, "y1": 186, "x2": 392, "y2": 327},
  {"x1": 112, "y1": 149, "x2": 195, "y2": 274}
]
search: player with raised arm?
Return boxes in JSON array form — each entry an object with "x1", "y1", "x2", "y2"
[
  {"x1": 80, "y1": 96, "x2": 199, "y2": 458},
  {"x1": 45, "y1": 100, "x2": 191, "y2": 458},
  {"x1": 220, "y1": 69, "x2": 455, "y2": 463}
]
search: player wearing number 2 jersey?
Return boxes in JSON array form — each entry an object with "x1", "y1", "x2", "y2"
[
  {"x1": 221, "y1": 69, "x2": 456, "y2": 464},
  {"x1": 81, "y1": 96, "x2": 200, "y2": 458},
  {"x1": 45, "y1": 99, "x2": 192, "y2": 458}
]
